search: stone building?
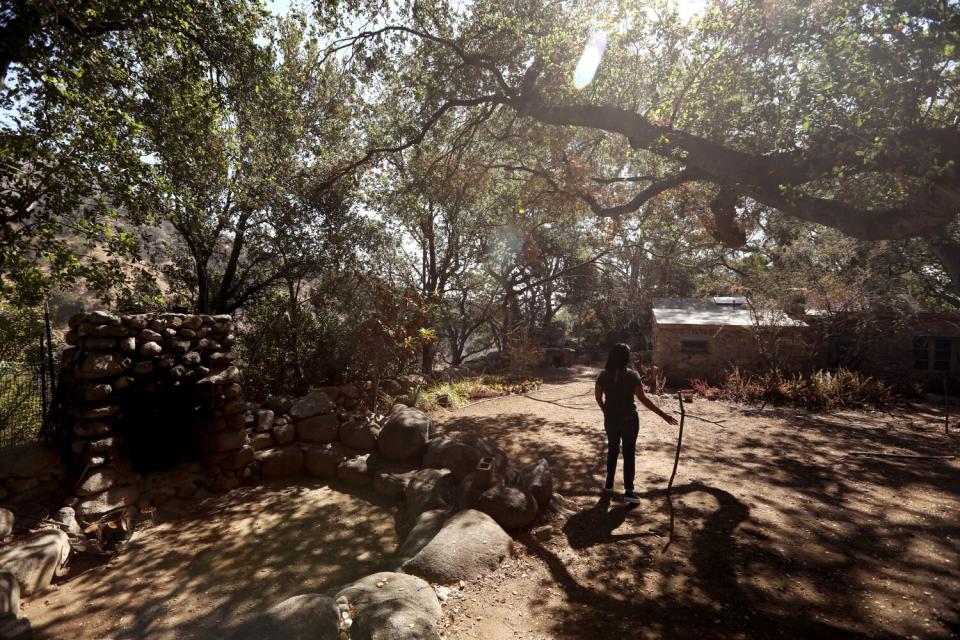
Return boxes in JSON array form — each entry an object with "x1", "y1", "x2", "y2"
[
  {"x1": 821, "y1": 311, "x2": 960, "y2": 389},
  {"x1": 650, "y1": 297, "x2": 808, "y2": 383}
]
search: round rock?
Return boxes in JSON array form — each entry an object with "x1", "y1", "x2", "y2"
[
  {"x1": 518, "y1": 458, "x2": 554, "y2": 508},
  {"x1": 295, "y1": 414, "x2": 339, "y2": 444},
  {"x1": 289, "y1": 390, "x2": 333, "y2": 420},
  {"x1": 0, "y1": 529, "x2": 70, "y2": 596},
  {"x1": 378, "y1": 407, "x2": 433, "y2": 462},
  {"x1": 405, "y1": 468, "x2": 457, "y2": 522},
  {"x1": 422, "y1": 436, "x2": 507, "y2": 481},
  {"x1": 401, "y1": 509, "x2": 513, "y2": 583},
  {"x1": 256, "y1": 446, "x2": 304, "y2": 480},
  {"x1": 339, "y1": 419, "x2": 380, "y2": 451},
  {"x1": 476, "y1": 484, "x2": 538, "y2": 530},
  {"x1": 0, "y1": 507, "x2": 13, "y2": 538},
  {"x1": 335, "y1": 572, "x2": 441, "y2": 640},
  {"x1": 305, "y1": 443, "x2": 348, "y2": 479}
]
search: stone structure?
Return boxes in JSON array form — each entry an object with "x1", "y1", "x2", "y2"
[
  {"x1": 652, "y1": 297, "x2": 809, "y2": 383},
  {"x1": 58, "y1": 311, "x2": 249, "y2": 518},
  {"x1": 1, "y1": 310, "x2": 558, "y2": 637},
  {"x1": 821, "y1": 312, "x2": 960, "y2": 389}
]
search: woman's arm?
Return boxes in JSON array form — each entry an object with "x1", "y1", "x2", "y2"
[
  {"x1": 635, "y1": 385, "x2": 678, "y2": 425},
  {"x1": 595, "y1": 381, "x2": 605, "y2": 412}
]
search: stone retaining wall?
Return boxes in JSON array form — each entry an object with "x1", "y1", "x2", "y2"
[
  {"x1": 2, "y1": 312, "x2": 559, "y2": 636},
  {"x1": 2, "y1": 311, "x2": 553, "y2": 535},
  {"x1": 56, "y1": 311, "x2": 251, "y2": 517}
]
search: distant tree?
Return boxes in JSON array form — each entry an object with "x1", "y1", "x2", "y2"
[
  {"x1": 325, "y1": 0, "x2": 960, "y2": 290},
  {"x1": 140, "y1": 11, "x2": 360, "y2": 314},
  {"x1": 0, "y1": 0, "x2": 265, "y2": 304}
]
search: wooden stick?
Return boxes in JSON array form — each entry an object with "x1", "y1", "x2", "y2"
[
  {"x1": 667, "y1": 392, "x2": 686, "y2": 493},
  {"x1": 662, "y1": 393, "x2": 686, "y2": 553},
  {"x1": 848, "y1": 452, "x2": 956, "y2": 460},
  {"x1": 671, "y1": 410, "x2": 726, "y2": 425}
]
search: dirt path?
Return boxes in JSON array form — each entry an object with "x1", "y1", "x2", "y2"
[
  {"x1": 435, "y1": 366, "x2": 960, "y2": 639},
  {"x1": 22, "y1": 482, "x2": 399, "y2": 639}
]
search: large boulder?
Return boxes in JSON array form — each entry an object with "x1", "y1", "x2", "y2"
[
  {"x1": 256, "y1": 446, "x2": 305, "y2": 480},
  {"x1": 401, "y1": 510, "x2": 513, "y2": 583},
  {"x1": 396, "y1": 374, "x2": 428, "y2": 393},
  {"x1": 395, "y1": 509, "x2": 448, "y2": 564},
  {"x1": 304, "y1": 443, "x2": 348, "y2": 479},
  {"x1": 76, "y1": 484, "x2": 140, "y2": 518},
  {"x1": 518, "y1": 458, "x2": 553, "y2": 508},
  {"x1": 335, "y1": 572, "x2": 441, "y2": 640},
  {"x1": 422, "y1": 436, "x2": 507, "y2": 481},
  {"x1": 405, "y1": 469, "x2": 456, "y2": 522},
  {"x1": 339, "y1": 419, "x2": 380, "y2": 451},
  {"x1": 476, "y1": 485, "x2": 538, "y2": 530},
  {"x1": 0, "y1": 509, "x2": 12, "y2": 539},
  {"x1": 295, "y1": 414, "x2": 339, "y2": 444},
  {"x1": 230, "y1": 594, "x2": 340, "y2": 640},
  {"x1": 0, "y1": 529, "x2": 70, "y2": 596},
  {"x1": 378, "y1": 408, "x2": 433, "y2": 462},
  {"x1": 289, "y1": 391, "x2": 333, "y2": 420},
  {"x1": 0, "y1": 569, "x2": 18, "y2": 616}
]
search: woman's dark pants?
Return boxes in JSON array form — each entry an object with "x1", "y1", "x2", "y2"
[{"x1": 604, "y1": 411, "x2": 639, "y2": 491}]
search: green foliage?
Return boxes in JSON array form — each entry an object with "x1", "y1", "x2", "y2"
[
  {"x1": 386, "y1": 374, "x2": 542, "y2": 412},
  {"x1": 1, "y1": 0, "x2": 268, "y2": 304}
]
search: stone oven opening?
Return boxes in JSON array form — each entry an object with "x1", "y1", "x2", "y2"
[{"x1": 123, "y1": 380, "x2": 205, "y2": 474}]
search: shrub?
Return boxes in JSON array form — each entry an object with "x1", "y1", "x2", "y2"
[
  {"x1": 404, "y1": 374, "x2": 542, "y2": 412},
  {"x1": 706, "y1": 367, "x2": 897, "y2": 410}
]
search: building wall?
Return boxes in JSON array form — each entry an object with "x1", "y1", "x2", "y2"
[
  {"x1": 652, "y1": 322, "x2": 808, "y2": 383},
  {"x1": 853, "y1": 314, "x2": 960, "y2": 388}
]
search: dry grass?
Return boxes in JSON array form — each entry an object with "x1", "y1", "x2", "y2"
[
  {"x1": 381, "y1": 374, "x2": 543, "y2": 412},
  {"x1": 690, "y1": 367, "x2": 898, "y2": 410}
]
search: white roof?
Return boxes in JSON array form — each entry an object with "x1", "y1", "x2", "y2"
[{"x1": 652, "y1": 298, "x2": 805, "y2": 327}]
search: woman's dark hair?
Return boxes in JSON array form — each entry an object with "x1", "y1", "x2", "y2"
[{"x1": 605, "y1": 343, "x2": 631, "y2": 370}]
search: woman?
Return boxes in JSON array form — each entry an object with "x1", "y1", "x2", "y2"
[{"x1": 595, "y1": 343, "x2": 677, "y2": 503}]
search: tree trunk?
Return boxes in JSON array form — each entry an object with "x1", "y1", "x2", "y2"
[
  {"x1": 215, "y1": 213, "x2": 249, "y2": 314},
  {"x1": 195, "y1": 261, "x2": 210, "y2": 314},
  {"x1": 421, "y1": 341, "x2": 436, "y2": 376},
  {"x1": 929, "y1": 238, "x2": 960, "y2": 296}
]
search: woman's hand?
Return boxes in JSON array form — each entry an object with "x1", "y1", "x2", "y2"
[{"x1": 662, "y1": 413, "x2": 678, "y2": 426}]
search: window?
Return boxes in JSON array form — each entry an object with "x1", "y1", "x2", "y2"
[
  {"x1": 913, "y1": 336, "x2": 957, "y2": 371},
  {"x1": 681, "y1": 338, "x2": 709, "y2": 354}
]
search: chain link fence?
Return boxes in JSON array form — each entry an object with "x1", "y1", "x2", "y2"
[
  {"x1": 0, "y1": 304, "x2": 58, "y2": 449},
  {"x1": 0, "y1": 361, "x2": 48, "y2": 448}
]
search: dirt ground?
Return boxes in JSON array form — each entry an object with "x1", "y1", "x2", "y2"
[
  {"x1": 434, "y1": 366, "x2": 960, "y2": 639},
  {"x1": 19, "y1": 365, "x2": 960, "y2": 639},
  {"x1": 22, "y1": 483, "x2": 400, "y2": 639}
]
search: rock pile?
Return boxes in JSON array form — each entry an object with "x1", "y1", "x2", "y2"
[
  {"x1": 58, "y1": 311, "x2": 249, "y2": 517},
  {"x1": 1, "y1": 310, "x2": 561, "y2": 640},
  {"x1": 233, "y1": 402, "x2": 557, "y2": 638}
]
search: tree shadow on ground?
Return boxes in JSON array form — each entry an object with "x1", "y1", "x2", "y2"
[
  {"x1": 439, "y1": 370, "x2": 960, "y2": 639},
  {"x1": 24, "y1": 479, "x2": 401, "y2": 640}
]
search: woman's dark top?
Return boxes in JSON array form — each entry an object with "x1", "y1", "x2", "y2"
[{"x1": 596, "y1": 367, "x2": 643, "y2": 416}]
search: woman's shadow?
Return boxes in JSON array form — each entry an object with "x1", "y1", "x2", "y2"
[{"x1": 563, "y1": 494, "x2": 654, "y2": 549}]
